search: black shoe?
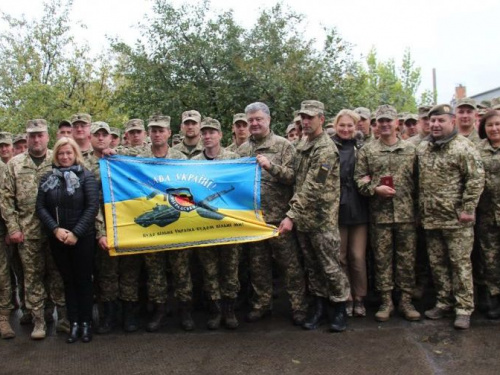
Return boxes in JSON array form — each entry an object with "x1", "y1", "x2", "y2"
[
  {"x1": 207, "y1": 300, "x2": 222, "y2": 330},
  {"x1": 223, "y1": 298, "x2": 239, "y2": 329},
  {"x1": 292, "y1": 310, "x2": 307, "y2": 326},
  {"x1": 97, "y1": 301, "x2": 117, "y2": 334},
  {"x1": 123, "y1": 301, "x2": 139, "y2": 332},
  {"x1": 487, "y1": 296, "x2": 500, "y2": 319},
  {"x1": 179, "y1": 301, "x2": 195, "y2": 331},
  {"x1": 66, "y1": 322, "x2": 79, "y2": 344},
  {"x1": 146, "y1": 303, "x2": 168, "y2": 332},
  {"x1": 80, "y1": 322, "x2": 92, "y2": 343},
  {"x1": 476, "y1": 285, "x2": 492, "y2": 313},
  {"x1": 303, "y1": 297, "x2": 325, "y2": 330},
  {"x1": 245, "y1": 308, "x2": 271, "y2": 323},
  {"x1": 328, "y1": 302, "x2": 347, "y2": 333}
]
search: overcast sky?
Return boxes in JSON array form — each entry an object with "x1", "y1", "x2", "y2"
[{"x1": 2, "y1": 0, "x2": 499, "y2": 104}]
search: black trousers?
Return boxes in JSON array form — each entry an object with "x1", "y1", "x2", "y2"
[{"x1": 50, "y1": 234, "x2": 95, "y2": 323}]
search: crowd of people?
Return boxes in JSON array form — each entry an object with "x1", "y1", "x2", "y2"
[{"x1": 0, "y1": 97, "x2": 499, "y2": 344}]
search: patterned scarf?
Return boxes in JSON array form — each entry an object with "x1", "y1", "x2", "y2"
[{"x1": 41, "y1": 165, "x2": 82, "y2": 195}]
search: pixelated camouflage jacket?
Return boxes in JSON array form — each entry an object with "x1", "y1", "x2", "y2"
[
  {"x1": 0, "y1": 150, "x2": 53, "y2": 239},
  {"x1": 417, "y1": 132, "x2": 485, "y2": 229},
  {"x1": 354, "y1": 138, "x2": 417, "y2": 224},
  {"x1": 173, "y1": 139, "x2": 204, "y2": 159},
  {"x1": 0, "y1": 162, "x2": 7, "y2": 236},
  {"x1": 476, "y1": 139, "x2": 500, "y2": 226},
  {"x1": 286, "y1": 131, "x2": 340, "y2": 232},
  {"x1": 237, "y1": 131, "x2": 295, "y2": 223},
  {"x1": 192, "y1": 147, "x2": 239, "y2": 161}
]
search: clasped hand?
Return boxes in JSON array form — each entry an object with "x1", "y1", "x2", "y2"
[{"x1": 54, "y1": 228, "x2": 78, "y2": 245}]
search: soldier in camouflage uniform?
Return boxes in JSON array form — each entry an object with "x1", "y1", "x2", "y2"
[
  {"x1": 173, "y1": 110, "x2": 204, "y2": 158},
  {"x1": 71, "y1": 113, "x2": 93, "y2": 162},
  {"x1": 237, "y1": 102, "x2": 308, "y2": 326},
  {"x1": 455, "y1": 98, "x2": 482, "y2": 145},
  {"x1": 476, "y1": 111, "x2": 500, "y2": 319},
  {"x1": 0, "y1": 120, "x2": 66, "y2": 339},
  {"x1": 109, "y1": 127, "x2": 121, "y2": 148},
  {"x1": 417, "y1": 104, "x2": 485, "y2": 329},
  {"x1": 13, "y1": 134, "x2": 27, "y2": 156},
  {"x1": 354, "y1": 107, "x2": 373, "y2": 144},
  {"x1": 0, "y1": 159, "x2": 15, "y2": 338},
  {"x1": 192, "y1": 118, "x2": 240, "y2": 330},
  {"x1": 279, "y1": 100, "x2": 349, "y2": 332},
  {"x1": 226, "y1": 113, "x2": 249, "y2": 152},
  {"x1": 355, "y1": 104, "x2": 420, "y2": 322}
]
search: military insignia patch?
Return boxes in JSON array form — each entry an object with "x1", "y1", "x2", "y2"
[{"x1": 316, "y1": 163, "x2": 331, "y2": 183}]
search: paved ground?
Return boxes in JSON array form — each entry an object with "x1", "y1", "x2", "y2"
[{"x1": 2, "y1": 291, "x2": 499, "y2": 375}]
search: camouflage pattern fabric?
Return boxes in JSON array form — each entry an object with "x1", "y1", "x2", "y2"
[
  {"x1": 172, "y1": 139, "x2": 204, "y2": 159},
  {"x1": 0, "y1": 235, "x2": 13, "y2": 310}
]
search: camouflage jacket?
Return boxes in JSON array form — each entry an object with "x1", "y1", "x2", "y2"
[
  {"x1": 407, "y1": 133, "x2": 426, "y2": 146},
  {"x1": 417, "y1": 132, "x2": 485, "y2": 229},
  {"x1": 0, "y1": 150, "x2": 53, "y2": 239},
  {"x1": 225, "y1": 142, "x2": 237, "y2": 152},
  {"x1": 462, "y1": 127, "x2": 482, "y2": 146},
  {"x1": 192, "y1": 148, "x2": 239, "y2": 161},
  {"x1": 476, "y1": 139, "x2": 500, "y2": 226},
  {"x1": 354, "y1": 138, "x2": 417, "y2": 224},
  {"x1": 173, "y1": 139, "x2": 204, "y2": 159},
  {"x1": 237, "y1": 131, "x2": 295, "y2": 223},
  {"x1": 0, "y1": 162, "x2": 7, "y2": 236},
  {"x1": 286, "y1": 131, "x2": 340, "y2": 232},
  {"x1": 87, "y1": 153, "x2": 106, "y2": 238}
]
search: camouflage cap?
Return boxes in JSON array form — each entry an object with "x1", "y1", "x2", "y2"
[
  {"x1": 172, "y1": 134, "x2": 182, "y2": 141},
  {"x1": 298, "y1": 100, "x2": 325, "y2": 116},
  {"x1": 148, "y1": 115, "x2": 171, "y2": 128},
  {"x1": 232, "y1": 113, "x2": 248, "y2": 125},
  {"x1": 418, "y1": 105, "x2": 433, "y2": 117},
  {"x1": 90, "y1": 121, "x2": 111, "y2": 134},
  {"x1": 478, "y1": 108, "x2": 488, "y2": 117},
  {"x1": 324, "y1": 122, "x2": 335, "y2": 129},
  {"x1": 0, "y1": 132, "x2": 13, "y2": 145},
  {"x1": 26, "y1": 119, "x2": 48, "y2": 133},
  {"x1": 492, "y1": 104, "x2": 500, "y2": 111},
  {"x1": 293, "y1": 110, "x2": 301, "y2": 123},
  {"x1": 109, "y1": 127, "x2": 121, "y2": 137},
  {"x1": 200, "y1": 117, "x2": 221, "y2": 131},
  {"x1": 375, "y1": 105, "x2": 398, "y2": 120},
  {"x1": 13, "y1": 133, "x2": 26, "y2": 144},
  {"x1": 182, "y1": 110, "x2": 201, "y2": 124},
  {"x1": 428, "y1": 104, "x2": 454, "y2": 117},
  {"x1": 478, "y1": 101, "x2": 490, "y2": 109},
  {"x1": 70, "y1": 113, "x2": 92, "y2": 125},
  {"x1": 58, "y1": 119, "x2": 71, "y2": 128},
  {"x1": 455, "y1": 97, "x2": 477, "y2": 110},
  {"x1": 404, "y1": 114, "x2": 419, "y2": 123},
  {"x1": 354, "y1": 107, "x2": 371, "y2": 120},
  {"x1": 286, "y1": 123, "x2": 296, "y2": 134},
  {"x1": 124, "y1": 119, "x2": 145, "y2": 133}
]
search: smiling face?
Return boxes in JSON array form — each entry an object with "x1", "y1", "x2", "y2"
[
  {"x1": 485, "y1": 115, "x2": 500, "y2": 147},
  {"x1": 456, "y1": 105, "x2": 476, "y2": 131},
  {"x1": 246, "y1": 110, "x2": 271, "y2": 139},
  {"x1": 335, "y1": 115, "x2": 356, "y2": 140},
  {"x1": 376, "y1": 118, "x2": 397, "y2": 138},
  {"x1": 430, "y1": 114, "x2": 455, "y2": 139},
  {"x1": 56, "y1": 144, "x2": 76, "y2": 167}
]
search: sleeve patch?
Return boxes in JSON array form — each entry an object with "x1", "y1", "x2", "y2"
[{"x1": 316, "y1": 163, "x2": 331, "y2": 184}]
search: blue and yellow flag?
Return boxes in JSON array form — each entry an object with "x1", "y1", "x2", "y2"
[{"x1": 99, "y1": 155, "x2": 278, "y2": 255}]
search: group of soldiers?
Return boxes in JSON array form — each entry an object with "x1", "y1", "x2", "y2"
[{"x1": 0, "y1": 96, "x2": 498, "y2": 341}]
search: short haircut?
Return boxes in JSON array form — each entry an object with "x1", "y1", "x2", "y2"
[
  {"x1": 245, "y1": 102, "x2": 270, "y2": 116},
  {"x1": 333, "y1": 109, "x2": 360, "y2": 127},
  {"x1": 52, "y1": 137, "x2": 84, "y2": 167}
]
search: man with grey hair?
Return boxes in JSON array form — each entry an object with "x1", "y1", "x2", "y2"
[{"x1": 237, "y1": 102, "x2": 307, "y2": 325}]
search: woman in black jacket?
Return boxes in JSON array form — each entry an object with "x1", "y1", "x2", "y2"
[
  {"x1": 36, "y1": 137, "x2": 99, "y2": 343},
  {"x1": 331, "y1": 109, "x2": 369, "y2": 318}
]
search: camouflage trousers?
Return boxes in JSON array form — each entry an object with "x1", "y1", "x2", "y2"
[
  {"x1": 119, "y1": 250, "x2": 192, "y2": 303},
  {"x1": 476, "y1": 223, "x2": 500, "y2": 297},
  {"x1": 0, "y1": 236, "x2": 13, "y2": 310},
  {"x1": 96, "y1": 248, "x2": 120, "y2": 302},
  {"x1": 196, "y1": 245, "x2": 240, "y2": 300},
  {"x1": 6, "y1": 244, "x2": 24, "y2": 308},
  {"x1": 18, "y1": 239, "x2": 65, "y2": 311},
  {"x1": 370, "y1": 223, "x2": 416, "y2": 294},
  {"x1": 297, "y1": 228, "x2": 350, "y2": 303},
  {"x1": 247, "y1": 230, "x2": 307, "y2": 312},
  {"x1": 426, "y1": 227, "x2": 474, "y2": 315}
]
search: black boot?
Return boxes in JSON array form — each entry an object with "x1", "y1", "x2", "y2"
[
  {"x1": 146, "y1": 303, "x2": 168, "y2": 332},
  {"x1": 476, "y1": 284, "x2": 492, "y2": 313},
  {"x1": 207, "y1": 300, "x2": 222, "y2": 330},
  {"x1": 80, "y1": 322, "x2": 92, "y2": 343},
  {"x1": 328, "y1": 301, "x2": 347, "y2": 333},
  {"x1": 179, "y1": 301, "x2": 195, "y2": 331},
  {"x1": 223, "y1": 298, "x2": 239, "y2": 329},
  {"x1": 123, "y1": 301, "x2": 139, "y2": 332},
  {"x1": 66, "y1": 322, "x2": 79, "y2": 344},
  {"x1": 97, "y1": 301, "x2": 117, "y2": 334},
  {"x1": 487, "y1": 296, "x2": 500, "y2": 319},
  {"x1": 303, "y1": 297, "x2": 325, "y2": 330}
]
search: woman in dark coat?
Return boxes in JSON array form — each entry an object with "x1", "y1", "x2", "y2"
[{"x1": 36, "y1": 137, "x2": 99, "y2": 343}]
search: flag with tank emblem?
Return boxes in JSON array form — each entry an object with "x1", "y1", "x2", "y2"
[{"x1": 99, "y1": 155, "x2": 277, "y2": 255}]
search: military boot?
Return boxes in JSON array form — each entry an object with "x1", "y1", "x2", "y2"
[
  {"x1": 19, "y1": 308, "x2": 32, "y2": 325},
  {"x1": 328, "y1": 301, "x2": 347, "y2": 333},
  {"x1": 97, "y1": 301, "x2": 118, "y2": 334},
  {"x1": 179, "y1": 300, "x2": 195, "y2": 331},
  {"x1": 31, "y1": 308, "x2": 46, "y2": 340},
  {"x1": 123, "y1": 301, "x2": 140, "y2": 332},
  {"x1": 44, "y1": 303, "x2": 55, "y2": 323},
  {"x1": 0, "y1": 310, "x2": 15, "y2": 339},
  {"x1": 398, "y1": 293, "x2": 421, "y2": 321},
  {"x1": 303, "y1": 297, "x2": 325, "y2": 330},
  {"x1": 146, "y1": 303, "x2": 168, "y2": 332},
  {"x1": 487, "y1": 296, "x2": 500, "y2": 319},
  {"x1": 223, "y1": 298, "x2": 239, "y2": 329},
  {"x1": 375, "y1": 292, "x2": 394, "y2": 322},
  {"x1": 207, "y1": 300, "x2": 222, "y2": 330},
  {"x1": 476, "y1": 284, "x2": 492, "y2": 314},
  {"x1": 56, "y1": 306, "x2": 71, "y2": 333}
]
